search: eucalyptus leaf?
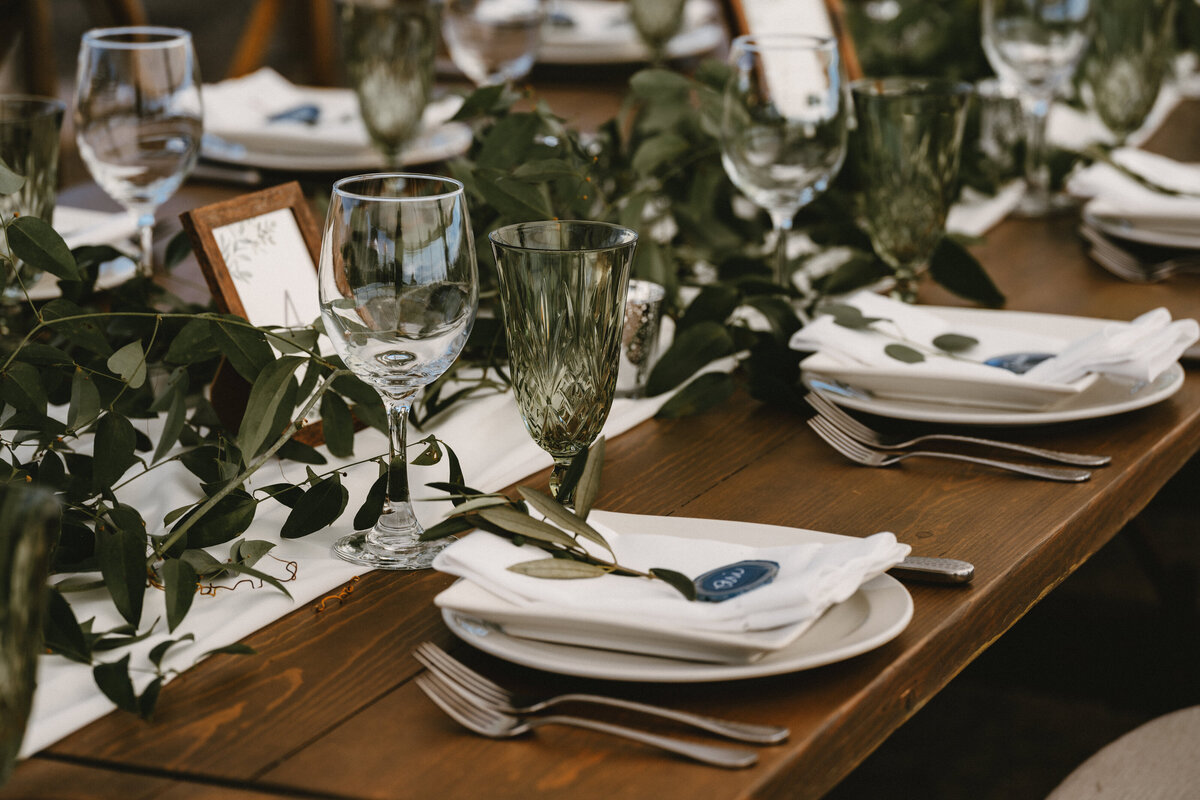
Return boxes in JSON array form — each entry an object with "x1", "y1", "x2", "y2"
[
  {"x1": 203, "y1": 642, "x2": 257, "y2": 657},
  {"x1": 445, "y1": 494, "x2": 513, "y2": 517},
  {"x1": 631, "y1": 132, "x2": 690, "y2": 175},
  {"x1": 0, "y1": 159, "x2": 23, "y2": 194},
  {"x1": 817, "y1": 303, "x2": 885, "y2": 330},
  {"x1": 164, "y1": 230, "x2": 192, "y2": 269},
  {"x1": 149, "y1": 633, "x2": 196, "y2": 669},
  {"x1": 352, "y1": 470, "x2": 388, "y2": 530},
  {"x1": 281, "y1": 473, "x2": 348, "y2": 538},
  {"x1": 507, "y1": 557, "x2": 607, "y2": 579},
  {"x1": 645, "y1": 321, "x2": 734, "y2": 397},
  {"x1": 932, "y1": 333, "x2": 979, "y2": 353},
  {"x1": 42, "y1": 586, "x2": 91, "y2": 663},
  {"x1": 418, "y1": 515, "x2": 474, "y2": 541},
  {"x1": 67, "y1": 368, "x2": 101, "y2": 431},
  {"x1": 94, "y1": 507, "x2": 147, "y2": 626},
  {"x1": 518, "y1": 486, "x2": 612, "y2": 555},
  {"x1": 884, "y1": 343, "x2": 925, "y2": 364},
  {"x1": 107, "y1": 340, "x2": 147, "y2": 389},
  {"x1": 678, "y1": 285, "x2": 740, "y2": 330},
  {"x1": 230, "y1": 538, "x2": 275, "y2": 569},
  {"x1": 655, "y1": 371, "x2": 735, "y2": 419},
  {"x1": 8, "y1": 214, "x2": 78, "y2": 280},
  {"x1": 237, "y1": 356, "x2": 305, "y2": 457},
  {"x1": 93, "y1": 654, "x2": 139, "y2": 713},
  {"x1": 209, "y1": 318, "x2": 274, "y2": 381},
  {"x1": 151, "y1": 371, "x2": 189, "y2": 464},
  {"x1": 260, "y1": 482, "x2": 303, "y2": 508},
  {"x1": 929, "y1": 237, "x2": 1005, "y2": 308},
  {"x1": 318, "y1": 392, "x2": 355, "y2": 458},
  {"x1": 93, "y1": 413, "x2": 138, "y2": 489},
  {"x1": 165, "y1": 318, "x2": 220, "y2": 365},
  {"x1": 161, "y1": 557, "x2": 198, "y2": 632},
  {"x1": 173, "y1": 490, "x2": 256, "y2": 549}
]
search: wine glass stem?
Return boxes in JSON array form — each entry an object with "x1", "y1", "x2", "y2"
[
  {"x1": 375, "y1": 391, "x2": 421, "y2": 541},
  {"x1": 548, "y1": 455, "x2": 577, "y2": 510},
  {"x1": 1020, "y1": 94, "x2": 1052, "y2": 210},
  {"x1": 768, "y1": 209, "x2": 794, "y2": 288},
  {"x1": 136, "y1": 214, "x2": 155, "y2": 278}
]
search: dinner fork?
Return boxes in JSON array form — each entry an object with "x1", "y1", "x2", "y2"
[
  {"x1": 415, "y1": 673, "x2": 759, "y2": 768},
  {"x1": 807, "y1": 415, "x2": 1091, "y2": 482},
  {"x1": 1080, "y1": 224, "x2": 1200, "y2": 283},
  {"x1": 413, "y1": 642, "x2": 788, "y2": 744},
  {"x1": 805, "y1": 392, "x2": 1110, "y2": 467}
]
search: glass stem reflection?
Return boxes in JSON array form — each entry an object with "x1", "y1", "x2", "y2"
[
  {"x1": 769, "y1": 209, "x2": 794, "y2": 288},
  {"x1": 1020, "y1": 94, "x2": 1052, "y2": 214},
  {"x1": 548, "y1": 454, "x2": 578, "y2": 510},
  {"x1": 136, "y1": 213, "x2": 155, "y2": 278},
  {"x1": 376, "y1": 390, "x2": 421, "y2": 541}
]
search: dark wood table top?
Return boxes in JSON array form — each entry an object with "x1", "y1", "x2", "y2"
[{"x1": 9, "y1": 95, "x2": 1200, "y2": 800}]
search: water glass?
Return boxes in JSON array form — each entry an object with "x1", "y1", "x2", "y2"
[
  {"x1": 0, "y1": 485, "x2": 58, "y2": 786},
  {"x1": 629, "y1": 0, "x2": 687, "y2": 64},
  {"x1": 442, "y1": 0, "x2": 544, "y2": 87},
  {"x1": 490, "y1": 220, "x2": 636, "y2": 507},
  {"x1": 850, "y1": 78, "x2": 972, "y2": 302},
  {"x1": 0, "y1": 96, "x2": 65, "y2": 302},
  {"x1": 319, "y1": 173, "x2": 478, "y2": 569},
  {"x1": 616, "y1": 279, "x2": 665, "y2": 399},
  {"x1": 74, "y1": 27, "x2": 203, "y2": 277},
  {"x1": 337, "y1": 0, "x2": 437, "y2": 167},
  {"x1": 981, "y1": 0, "x2": 1091, "y2": 216},
  {"x1": 1082, "y1": 0, "x2": 1176, "y2": 142},
  {"x1": 720, "y1": 34, "x2": 848, "y2": 287}
]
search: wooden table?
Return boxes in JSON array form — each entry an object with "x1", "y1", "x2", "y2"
[{"x1": 7, "y1": 96, "x2": 1199, "y2": 800}]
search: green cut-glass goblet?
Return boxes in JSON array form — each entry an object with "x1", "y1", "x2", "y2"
[
  {"x1": 849, "y1": 77, "x2": 972, "y2": 302},
  {"x1": 490, "y1": 220, "x2": 636, "y2": 508}
]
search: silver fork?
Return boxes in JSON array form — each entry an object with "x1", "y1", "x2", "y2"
[
  {"x1": 805, "y1": 392, "x2": 1110, "y2": 467},
  {"x1": 807, "y1": 415, "x2": 1091, "y2": 482},
  {"x1": 416, "y1": 673, "x2": 759, "y2": 768},
  {"x1": 1080, "y1": 224, "x2": 1200, "y2": 283},
  {"x1": 414, "y1": 642, "x2": 788, "y2": 744}
]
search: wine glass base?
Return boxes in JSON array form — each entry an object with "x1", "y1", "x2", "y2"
[
  {"x1": 1012, "y1": 190, "x2": 1079, "y2": 218},
  {"x1": 332, "y1": 531, "x2": 451, "y2": 570}
]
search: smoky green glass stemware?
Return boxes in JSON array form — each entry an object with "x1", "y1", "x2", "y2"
[
  {"x1": 1082, "y1": 0, "x2": 1175, "y2": 143},
  {"x1": 337, "y1": 0, "x2": 437, "y2": 168},
  {"x1": 490, "y1": 220, "x2": 636, "y2": 508},
  {"x1": 629, "y1": 0, "x2": 687, "y2": 64},
  {"x1": 0, "y1": 96, "x2": 65, "y2": 304},
  {"x1": 850, "y1": 78, "x2": 972, "y2": 303}
]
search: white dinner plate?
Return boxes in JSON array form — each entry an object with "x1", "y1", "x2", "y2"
[
  {"x1": 803, "y1": 307, "x2": 1187, "y2": 427},
  {"x1": 201, "y1": 121, "x2": 473, "y2": 173},
  {"x1": 1082, "y1": 206, "x2": 1200, "y2": 250},
  {"x1": 537, "y1": 0, "x2": 724, "y2": 64},
  {"x1": 441, "y1": 511, "x2": 913, "y2": 683}
]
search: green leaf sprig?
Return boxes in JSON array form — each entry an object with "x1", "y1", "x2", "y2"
[{"x1": 815, "y1": 301, "x2": 982, "y2": 366}]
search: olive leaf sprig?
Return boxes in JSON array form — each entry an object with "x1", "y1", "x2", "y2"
[
  {"x1": 816, "y1": 302, "x2": 981, "y2": 365},
  {"x1": 419, "y1": 439, "x2": 697, "y2": 601}
]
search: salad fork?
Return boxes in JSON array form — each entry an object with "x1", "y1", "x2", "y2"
[
  {"x1": 805, "y1": 392, "x2": 1110, "y2": 467},
  {"x1": 807, "y1": 415, "x2": 1091, "y2": 482},
  {"x1": 414, "y1": 642, "x2": 789, "y2": 744},
  {"x1": 415, "y1": 673, "x2": 759, "y2": 768},
  {"x1": 1080, "y1": 224, "x2": 1200, "y2": 283}
]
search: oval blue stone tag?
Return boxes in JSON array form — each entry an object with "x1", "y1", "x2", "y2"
[{"x1": 693, "y1": 560, "x2": 779, "y2": 603}]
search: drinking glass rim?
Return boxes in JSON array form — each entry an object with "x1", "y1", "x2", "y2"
[
  {"x1": 850, "y1": 77, "x2": 974, "y2": 99},
  {"x1": 0, "y1": 95, "x2": 67, "y2": 119},
  {"x1": 332, "y1": 172, "x2": 466, "y2": 203},
  {"x1": 730, "y1": 33, "x2": 838, "y2": 54},
  {"x1": 81, "y1": 26, "x2": 194, "y2": 49},
  {"x1": 488, "y1": 219, "x2": 638, "y2": 253}
]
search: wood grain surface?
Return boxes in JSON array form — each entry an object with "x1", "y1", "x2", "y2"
[{"x1": 13, "y1": 99, "x2": 1200, "y2": 800}]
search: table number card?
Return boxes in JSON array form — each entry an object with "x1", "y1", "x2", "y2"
[{"x1": 179, "y1": 181, "x2": 330, "y2": 445}]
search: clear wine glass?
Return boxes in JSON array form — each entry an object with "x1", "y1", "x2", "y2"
[
  {"x1": 719, "y1": 34, "x2": 849, "y2": 288},
  {"x1": 981, "y1": 0, "x2": 1092, "y2": 216},
  {"x1": 337, "y1": 0, "x2": 437, "y2": 168},
  {"x1": 74, "y1": 27, "x2": 202, "y2": 279},
  {"x1": 319, "y1": 174, "x2": 479, "y2": 569},
  {"x1": 489, "y1": 221, "x2": 636, "y2": 508},
  {"x1": 442, "y1": 0, "x2": 545, "y2": 87}
]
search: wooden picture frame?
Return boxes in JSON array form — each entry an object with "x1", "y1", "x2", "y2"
[
  {"x1": 726, "y1": 0, "x2": 863, "y2": 80},
  {"x1": 179, "y1": 181, "x2": 330, "y2": 446}
]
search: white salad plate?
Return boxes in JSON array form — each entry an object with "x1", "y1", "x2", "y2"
[
  {"x1": 537, "y1": 0, "x2": 723, "y2": 64},
  {"x1": 1083, "y1": 206, "x2": 1200, "y2": 251},
  {"x1": 441, "y1": 511, "x2": 913, "y2": 682},
  {"x1": 802, "y1": 307, "x2": 1185, "y2": 426}
]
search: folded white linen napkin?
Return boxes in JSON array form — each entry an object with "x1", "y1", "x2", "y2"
[
  {"x1": 433, "y1": 521, "x2": 909, "y2": 634},
  {"x1": 1069, "y1": 149, "x2": 1200, "y2": 230},
  {"x1": 202, "y1": 68, "x2": 462, "y2": 157},
  {"x1": 1024, "y1": 308, "x2": 1200, "y2": 385},
  {"x1": 54, "y1": 205, "x2": 139, "y2": 249},
  {"x1": 790, "y1": 291, "x2": 1198, "y2": 386}
]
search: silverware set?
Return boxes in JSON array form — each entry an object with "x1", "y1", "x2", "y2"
[
  {"x1": 1080, "y1": 224, "x2": 1200, "y2": 284},
  {"x1": 414, "y1": 642, "x2": 787, "y2": 768},
  {"x1": 805, "y1": 392, "x2": 1108, "y2": 482}
]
